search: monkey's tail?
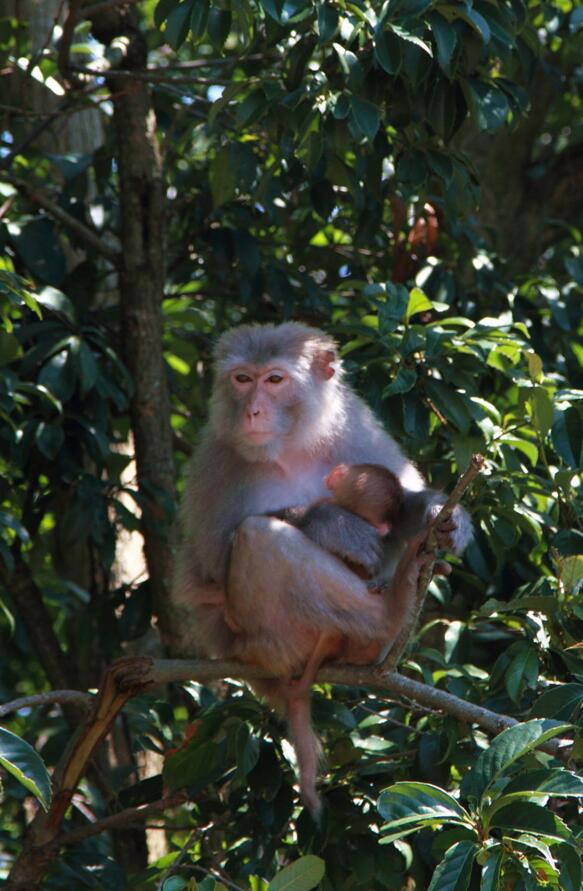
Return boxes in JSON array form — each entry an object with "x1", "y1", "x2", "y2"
[
  {"x1": 254, "y1": 679, "x2": 323, "y2": 819},
  {"x1": 285, "y1": 690, "x2": 323, "y2": 820}
]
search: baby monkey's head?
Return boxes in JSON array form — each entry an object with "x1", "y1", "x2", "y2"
[{"x1": 325, "y1": 463, "x2": 404, "y2": 536}]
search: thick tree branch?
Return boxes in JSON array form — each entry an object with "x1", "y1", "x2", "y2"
[
  {"x1": 4, "y1": 175, "x2": 119, "y2": 264},
  {"x1": 0, "y1": 559, "x2": 76, "y2": 698},
  {"x1": 145, "y1": 657, "x2": 572, "y2": 762}
]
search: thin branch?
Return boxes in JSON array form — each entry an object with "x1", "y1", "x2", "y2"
[
  {"x1": 377, "y1": 453, "x2": 485, "y2": 673},
  {"x1": 57, "y1": 0, "x2": 82, "y2": 84},
  {"x1": 0, "y1": 691, "x2": 93, "y2": 719},
  {"x1": 146, "y1": 54, "x2": 274, "y2": 70},
  {"x1": 69, "y1": 63, "x2": 219, "y2": 90},
  {"x1": 4, "y1": 175, "x2": 119, "y2": 265},
  {"x1": 57, "y1": 793, "x2": 187, "y2": 847}
]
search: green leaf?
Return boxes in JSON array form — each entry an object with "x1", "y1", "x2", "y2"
[
  {"x1": 190, "y1": 0, "x2": 209, "y2": 38},
  {"x1": 425, "y1": 379, "x2": 472, "y2": 434},
  {"x1": 379, "y1": 282, "x2": 409, "y2": 333},
  {"x1": 505, "y1": 643, "x2": 538, "y2": 703},
  {"x1": 259, "y1": 0, "x2": 283, "y2": 23},
  {"x1": 558, "y1": 554, "x2": 583, "y2": 593},
  {"x1": 383, "y1": 367, "x2": 417, "y2": 397},
  {"x1": 502, "y1": 768, "x2": 583, "y2": 799},
  {"x1": 70, "y1": 338, "x2": 98, "y2": 395},
  {"x1": 235, "y1": 725, "x2": 260, "y2": 776},
  {"x1": 35, "y1": 421, "x2": 64, "y2": 460},
  {"x1": 209, "y1": 146, "x2": 237, "y2": 208},
  {"x1": 463, "y1": 79, "x2": 509, "y2": 132},
  {"x1": 163, "y1": 738, "x2": 228, "y2": 791},
  {"x1": 154, "y1": 0, "x2": 177, "y2": 26},
  {"x1": 374, "y1": 26, "x2": 403, "y2": 74},
  {"x1": 0, "y1": 727, "x2": 52, "y2": 810},
  {"x1": 459, "y1": 7, "x2": 491, "y2": 42},
  {"x1": 530, "y1": 683, "x2": 583, "y2": 721},
  {"x1": 349, "y1": 95, "x2": 379, "y2": 141},
  {"x1": 552, "y1": 406, "x2": 583, "y2": 468},
  {"x1": 389, "y1": 24, "x2": 432, "y2": 57},
  {"x1": 0, "y1": 331, "x2": 22, "y2": 366},
  {"x1": 317, "y1": 4, "x2": 338, "y2": 42},
  {"x1": 165, "y1": 0, "x2": 194, "y2": 49},
  {"x1": 208, "y1": 7, "x2": 232, "y2": 47},
  {"x1": 267, "y1": 855, "x2": 325, "y2": 891},
  {"x1": 406, "y1": 287, "x2": 433, "y2": 321},
  {"x1": 162, "y1": 878, "x2": 188, "y2": 891},
  {"x1": 489, "y1": 801, "x2": 573, "y2": 843},
  {"x1": 429, "y1": 12, "x2": 457, "y2": 76},
  {"x1": 480, "y1": 846, "x2": 503, "y2": 891},
  {"x1": 460, "y1": 719, "x2": 571, "y2": 806},
  {"x1": 236, "y1": 89, "x2": 266, "y2": 128},
  {"x1": 378, "y1": 782, "x2": 473, "y2": 835},
  {"x1": 528, "y1": 387, "x2": 554, "y2": 439},
  {"x1": 427, "y1": 840, "x2": 477, "y2": 891}
]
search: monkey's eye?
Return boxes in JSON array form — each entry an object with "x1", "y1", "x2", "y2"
[
  {"x1": 266, "y1": 373, "x2": 285, "y2": 384},
  {"x1": 234, "y1": 372, "x2": 252, "y2": 384}
]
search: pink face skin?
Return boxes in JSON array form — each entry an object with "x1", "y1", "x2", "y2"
[
  {"x1": 325, "y1": 464, "x2": 391, "y2": 536},
  {"x1": 230, "y1": 366, "x2": 292, "y2": 443}
]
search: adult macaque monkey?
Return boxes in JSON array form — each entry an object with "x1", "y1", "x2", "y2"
[{"x1": 172, "y1": 322, "x2": 472, "y2": 813}]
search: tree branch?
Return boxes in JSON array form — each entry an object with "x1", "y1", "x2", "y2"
[
  {"x1": 0, "y1": 690, "x2": 93, "y2": 719},
  {"x1": 56, "y1": 793, "x2": 187, "y2": 847},
  {"x1": 6, "y1": 653, "x2": 574, "y2": 890},
  {"x1": 4, "y1": 175, "x2": 120, "y2": 264},
  {"x1": 377, "y1": 453, "x2": 485, "y2": 673},
  {"x1": 57, "y1": 0, "x2": 83, "y2": 85}
]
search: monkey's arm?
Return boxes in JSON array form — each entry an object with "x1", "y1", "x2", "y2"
[{"x1": 293, "y1": 502, "x2": 384, "y2": 576}]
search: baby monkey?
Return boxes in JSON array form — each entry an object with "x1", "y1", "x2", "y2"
[
  {"x1": 324, "y1": 461, "x2": 403, "y2": 542},
  {"x1": 272, "y1": 462, "x2": 404, "y2": 578},
  {"x1": 284, "y1": 463, "x2": 405, "y2": 693}
]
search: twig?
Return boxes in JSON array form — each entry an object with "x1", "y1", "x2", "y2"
[
  {"x1": 376, "y1": 453, "x2": 485, "y2": 673},
  {"x1": 4, "y1": 175, "x2": 119, "y2": 265},
  {"x1": 69, "y1": 64, "x2": 218, "y2": 91},
  {"x1": 57, "y1": 0, "x2": 82, "y2": 84},
  {"x1": 57, "y1": 793, "x2": 187, "y2": 847},
  {"x1": 0, "y1": 690, "x2": 93, "y2": 719}
]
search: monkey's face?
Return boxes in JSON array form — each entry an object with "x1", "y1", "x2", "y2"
[{"x1": 227, "y1": 364, "x2": 299, "y2": 448}]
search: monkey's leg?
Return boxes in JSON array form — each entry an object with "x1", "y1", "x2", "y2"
[{"x1": 229, "y1": 517, "x2": 389, "y2": 669}]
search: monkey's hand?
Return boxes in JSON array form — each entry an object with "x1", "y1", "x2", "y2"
[
  {"x1": 428, "y1": 502, "x2": 473, "y2": 552},
  {"x1": 298, "y1": 502, "x2": 383, "y2": 576}
]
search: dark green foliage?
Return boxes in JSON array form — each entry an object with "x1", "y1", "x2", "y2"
[{"x1": 0, "y1": 0, "x2": 582, "y2": 887}]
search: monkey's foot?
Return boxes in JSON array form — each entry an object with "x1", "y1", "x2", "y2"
[{"x1": 433, "y1": 516, "x2": 457, "y2": 549}]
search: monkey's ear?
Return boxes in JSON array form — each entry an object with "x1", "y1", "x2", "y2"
[
  {"x1": 314, "y1": 349, "x2": 336, "y2": 380},
  {"x1": 376, "y1": 521, "x2": 390, "y2": 536}
]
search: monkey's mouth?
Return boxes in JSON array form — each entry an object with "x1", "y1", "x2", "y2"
[{"x1": 242, "y1": 430, "x2": 274, "y2": 443}]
